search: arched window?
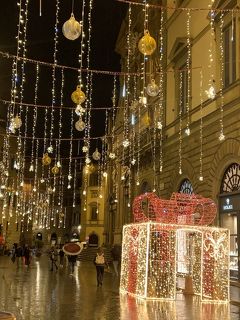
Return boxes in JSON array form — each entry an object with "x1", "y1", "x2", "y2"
[
  {"x1": 178, "y1": 179, "x2": 193, "y2": 194},
  {"x1": 89, "y1": 202, "x2": 98, "y2": 221},
  {"x1": 220, "y1": 163, "x2": 240, "y2": 193},
  {"x1": 140, "y1": 181, "x2": 151, "y2": 194}
]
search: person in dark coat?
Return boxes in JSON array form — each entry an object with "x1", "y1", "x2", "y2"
[
  {"x1": 23, "y1": 244, "x2": 31, "y2": 268},
  {"x1": 111, "y1": 244, "x2": 121, "y2": 277},
  {"x1": 68, "y1": 255, "x2": 77, "y2": 274}
]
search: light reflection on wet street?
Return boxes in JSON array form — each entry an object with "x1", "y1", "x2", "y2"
[{"x1": 0, "y1": 255, "x2": 240, "y2": 319}]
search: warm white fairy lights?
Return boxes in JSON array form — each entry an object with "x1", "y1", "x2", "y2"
[
  {"x1": 120, "y1": 222, "x2": 229, "y2": 302},
  {"x1": 185, "y1": 9, "x2": 191, "y2": 136},
  {"x1": 49, "y1": 0, "x2": 60, "y2": 151},
  {"x1": 219, "y1": 13, "x2": 225, "y2": 142},
  {"x1": 206, "y1": 2, "x2": 216, "y2": 100},
  {"x1": 178, "y1": 72, "x2": 183, "y2": 175},
  {"x1": 199, "y1": 70, "x2": 204, "y2": 182}
]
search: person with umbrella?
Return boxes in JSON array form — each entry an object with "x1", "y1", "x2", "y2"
[{"x1": 63, "y1": 242, "x2": 82, "y2": 275}]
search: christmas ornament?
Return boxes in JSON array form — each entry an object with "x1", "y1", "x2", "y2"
[
  {"x1": 75, "y1": 118, "x2": 85, "y2": 131},
  {"x1": 47, "y1": 145, "x2": 54, "y2": 154},
  {"x1": 146, "y1": 79, "x2": 159, "y2": 97},
  {"x1": 205, "y1": 85, "x2": 216, "y2": 99},
  {"x1": 82, "y1": 145, "x2": 88, "y2": 153},
  {"x1": 75, "y1": 104, "x2": 86, "y2": 116},
  {"x1": 51, "y1": 165, "x2": 59, "y2": 175},
  {"x1": 85, "y1": 157, "x2": 91, "y2": 164},
  {"x1": 109, "y1": 152, "x2": 116, "y2": 159},
  {"x1": 139, "y1": 96, "x2": 147, "y2": 106},
  {"x1": 71, "y1": 85, "x2": 86, "y2": 104},
  {"x1": 123, "y1": 139, "x2": 130, "y2": 148},
  {"x1": 42, "y1": 153, "x2": 51, "y2": 166},
  {"x1": 92, "y1": 148, "x2": 101, "y2": 161},
  {"x1": 62, "y1": 13, "x2": 81, "y2": 41},
  {"x1": 138, "y1": 30, "x2": 156, "y2": 56},
  {"x1": 13, "y1": 115, "x2": 22, "y2": 129}
]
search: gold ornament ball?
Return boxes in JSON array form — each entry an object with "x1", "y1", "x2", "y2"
[
  {"x1": 146, "y1": 79, "x2": 160, "y2": 97},
  {"x1": 42, "y1": 153, "x2": 51, "y2": 166},
  {"x1": 92, "y1": 148, "x2": 101, "y2": 161},
  {"x1": 71, "y1": 86, "x2": 86, "y2": 104},
  {"x1": 138, "y1": 30, "x2": 156, "y2": 56},
  {"x1": 75, "y1": 119, "x2": 85, "y2": 131},
  {"x1": 51, "y1": 165, "x2": 59, "y2": 175},
  {"x1": 62, "y1": 14, "x2": 81, "y2": 41}
]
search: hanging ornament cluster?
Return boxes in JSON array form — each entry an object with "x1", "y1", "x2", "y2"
[
  {"x1": 92, "y1": 148, "x2": 101, "y2": 161},
  {"x1": 146, "y1": 79, "x2": 159, "y2": 97},
  {"x1": 71, "y1": 85, "x2": 86, "y2": 104},
  {"x1": 62, "y1": 13, "x2": 81, "y2": 41},
  {"x1": 138, "y1": 30, "x2": 156, "y2": 56},
  {"x1": 42, "y1": 153, "x2": 51, "y2": 166},
  {"x1": 75, "y1": 118, "x2": 85, "y2": 132},
  {"x1": 9, "y1": 115, "x2": 22, "y2": 133},
  {"x1": 51, "y1": 165, "x2": 59, "y2": 175}
]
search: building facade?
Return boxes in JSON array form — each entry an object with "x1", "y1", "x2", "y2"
[{"x1": 109, "y1": 0, "x2": 240, "y2": 278}]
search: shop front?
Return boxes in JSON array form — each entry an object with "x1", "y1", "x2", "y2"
[{"x1": 219, "y1": 192, "x2": 240, "y2": 280}]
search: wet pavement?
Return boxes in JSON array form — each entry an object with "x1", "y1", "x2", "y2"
[{"x1": 0, "y1": 255, "x2": 240, "y2": 319}]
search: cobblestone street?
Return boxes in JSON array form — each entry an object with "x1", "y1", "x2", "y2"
[{"x1": 0, "y1": 255, "x2": 240, "y2": 320}]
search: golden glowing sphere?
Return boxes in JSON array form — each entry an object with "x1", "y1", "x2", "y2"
[
  {"x1": 51, "y1": 165, "x2": 59, "y2": 175},
  {"x1": 146, "y1": 79, "x2": 159, "y2": 97},
  {"x1": 62, "y1": 14, "x2": 81, "y2": 41},
  {"x1": 138, "y1": 30, "x2": 156, "y2": 56},
  {"x1": 71, "y1": 86, "x2": 86, "y2": 104},
  {"x1": 42, "y1": 153, "x2": 51, "y2": 166}
]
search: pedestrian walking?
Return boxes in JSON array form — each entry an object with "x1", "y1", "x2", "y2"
[
  {"x1": 59, "y1": 247, "x2": 64, "y2": 267},
  {"x1": 94, "y1": 247, "x2": 107, "y2": 287},
  {"x1": 111, "y1": 244, "x2": 121, "y2": 277},
  {"x1": 23, "y1": 244, "x2": 31, "y2": 268},
  {"x1": 50, "y1": 247, "x2": 58, "y2": 271},
  {"x1": 15, "y1": 245, "x2": 23, "y2": 267},
  {"x1": 68, "y1": 255, "x2": 77, "y2": 274}
]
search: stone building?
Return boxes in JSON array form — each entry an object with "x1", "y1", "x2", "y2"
[{"x1": 109, "y1": 0, "x2": 240, "y2": 279}]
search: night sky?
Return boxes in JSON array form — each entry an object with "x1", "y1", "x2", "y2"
[{"x1": 0, "y1": 0, "x2": 127, "y2": 158}]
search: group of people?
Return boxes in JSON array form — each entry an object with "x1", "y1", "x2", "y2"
[
  {"x1": 10, "y1": 243, "x2": 32, "y2": 268},
  {"x1": 49, "y1": 246, "x2": 77, "y2": 274}
]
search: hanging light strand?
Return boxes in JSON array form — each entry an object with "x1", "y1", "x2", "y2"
[
  {"x1": 179, "y1": 72, "x2": 183, "y2": 175},
  {"x1": 158, "y1": 9, "x2": 164, "y2": 174},
  {"x1": 78, "y1": 0, "x2": 86, "y2": 87},
  {"x1": 58, "y1": 68, "x2": 64, "y2": 164},
  {"x1": 199, "y1": 70, "x2": 203, "y2": 181},
  {"x1": 49, "y1": 0, "x2": 60, "y2": 149},
  {"x1": 30, "y1": 63, "x2": 40, "y2": 171},
  {"x1": 68, "y1": 108, "x2": 74, "y2": 189},
  {"x1": 185, "y1": 9, "x2": 191, "y2": 136},
  {"x1": 219, "y1": 13, "x2": 225, "y2": 141}
]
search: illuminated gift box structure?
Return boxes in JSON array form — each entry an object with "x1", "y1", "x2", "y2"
[{"x1": 120, "y1": 193, "x2": 229, "y2": 302}]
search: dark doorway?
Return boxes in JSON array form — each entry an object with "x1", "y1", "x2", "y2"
[{"x1": 88, "y1": 232, "x2": 99, "y2": 247}]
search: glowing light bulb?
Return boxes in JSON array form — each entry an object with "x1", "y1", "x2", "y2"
[
  {"x1": 199, "y1": 176, "x2": 203, "y2": 181},
  {"x1": 219, "y1": 133, "x2": 225, "y2": 141},
  {"x1": 83, "y1": 190, "x2": 86, "y2": 195},
  {"x1": 205, "y1": 85, "x2": 216, "y2": 99},
  {"x1": 131, "y1": 159, "x2": 136, "y2": 165},
  {"x1": 185, "y1": 128, "x2": 190, "y2": 136},
  {"x1": 123, "y1": 139, "x2": 130, "y2": 148}
]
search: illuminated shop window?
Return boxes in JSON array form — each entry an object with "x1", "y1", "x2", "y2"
[
  {"x1": 221, "y1": 163, "x2": 240, "y2": 193},
  {"x1": 178, "y1": 178, "x2": 193, "y2": 194}
]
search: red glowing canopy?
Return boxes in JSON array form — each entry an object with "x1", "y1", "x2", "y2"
[{"x1": 133, "y1": 192, "x2": 216, "y2": 226}]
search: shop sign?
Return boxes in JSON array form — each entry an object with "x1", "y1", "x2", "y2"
[
  {"x1": 223, "y1": 198, "x2": 233, "y2": 211},
  {"x1": 219, "y1": 193, "x2": 240, "y2": 213}
]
